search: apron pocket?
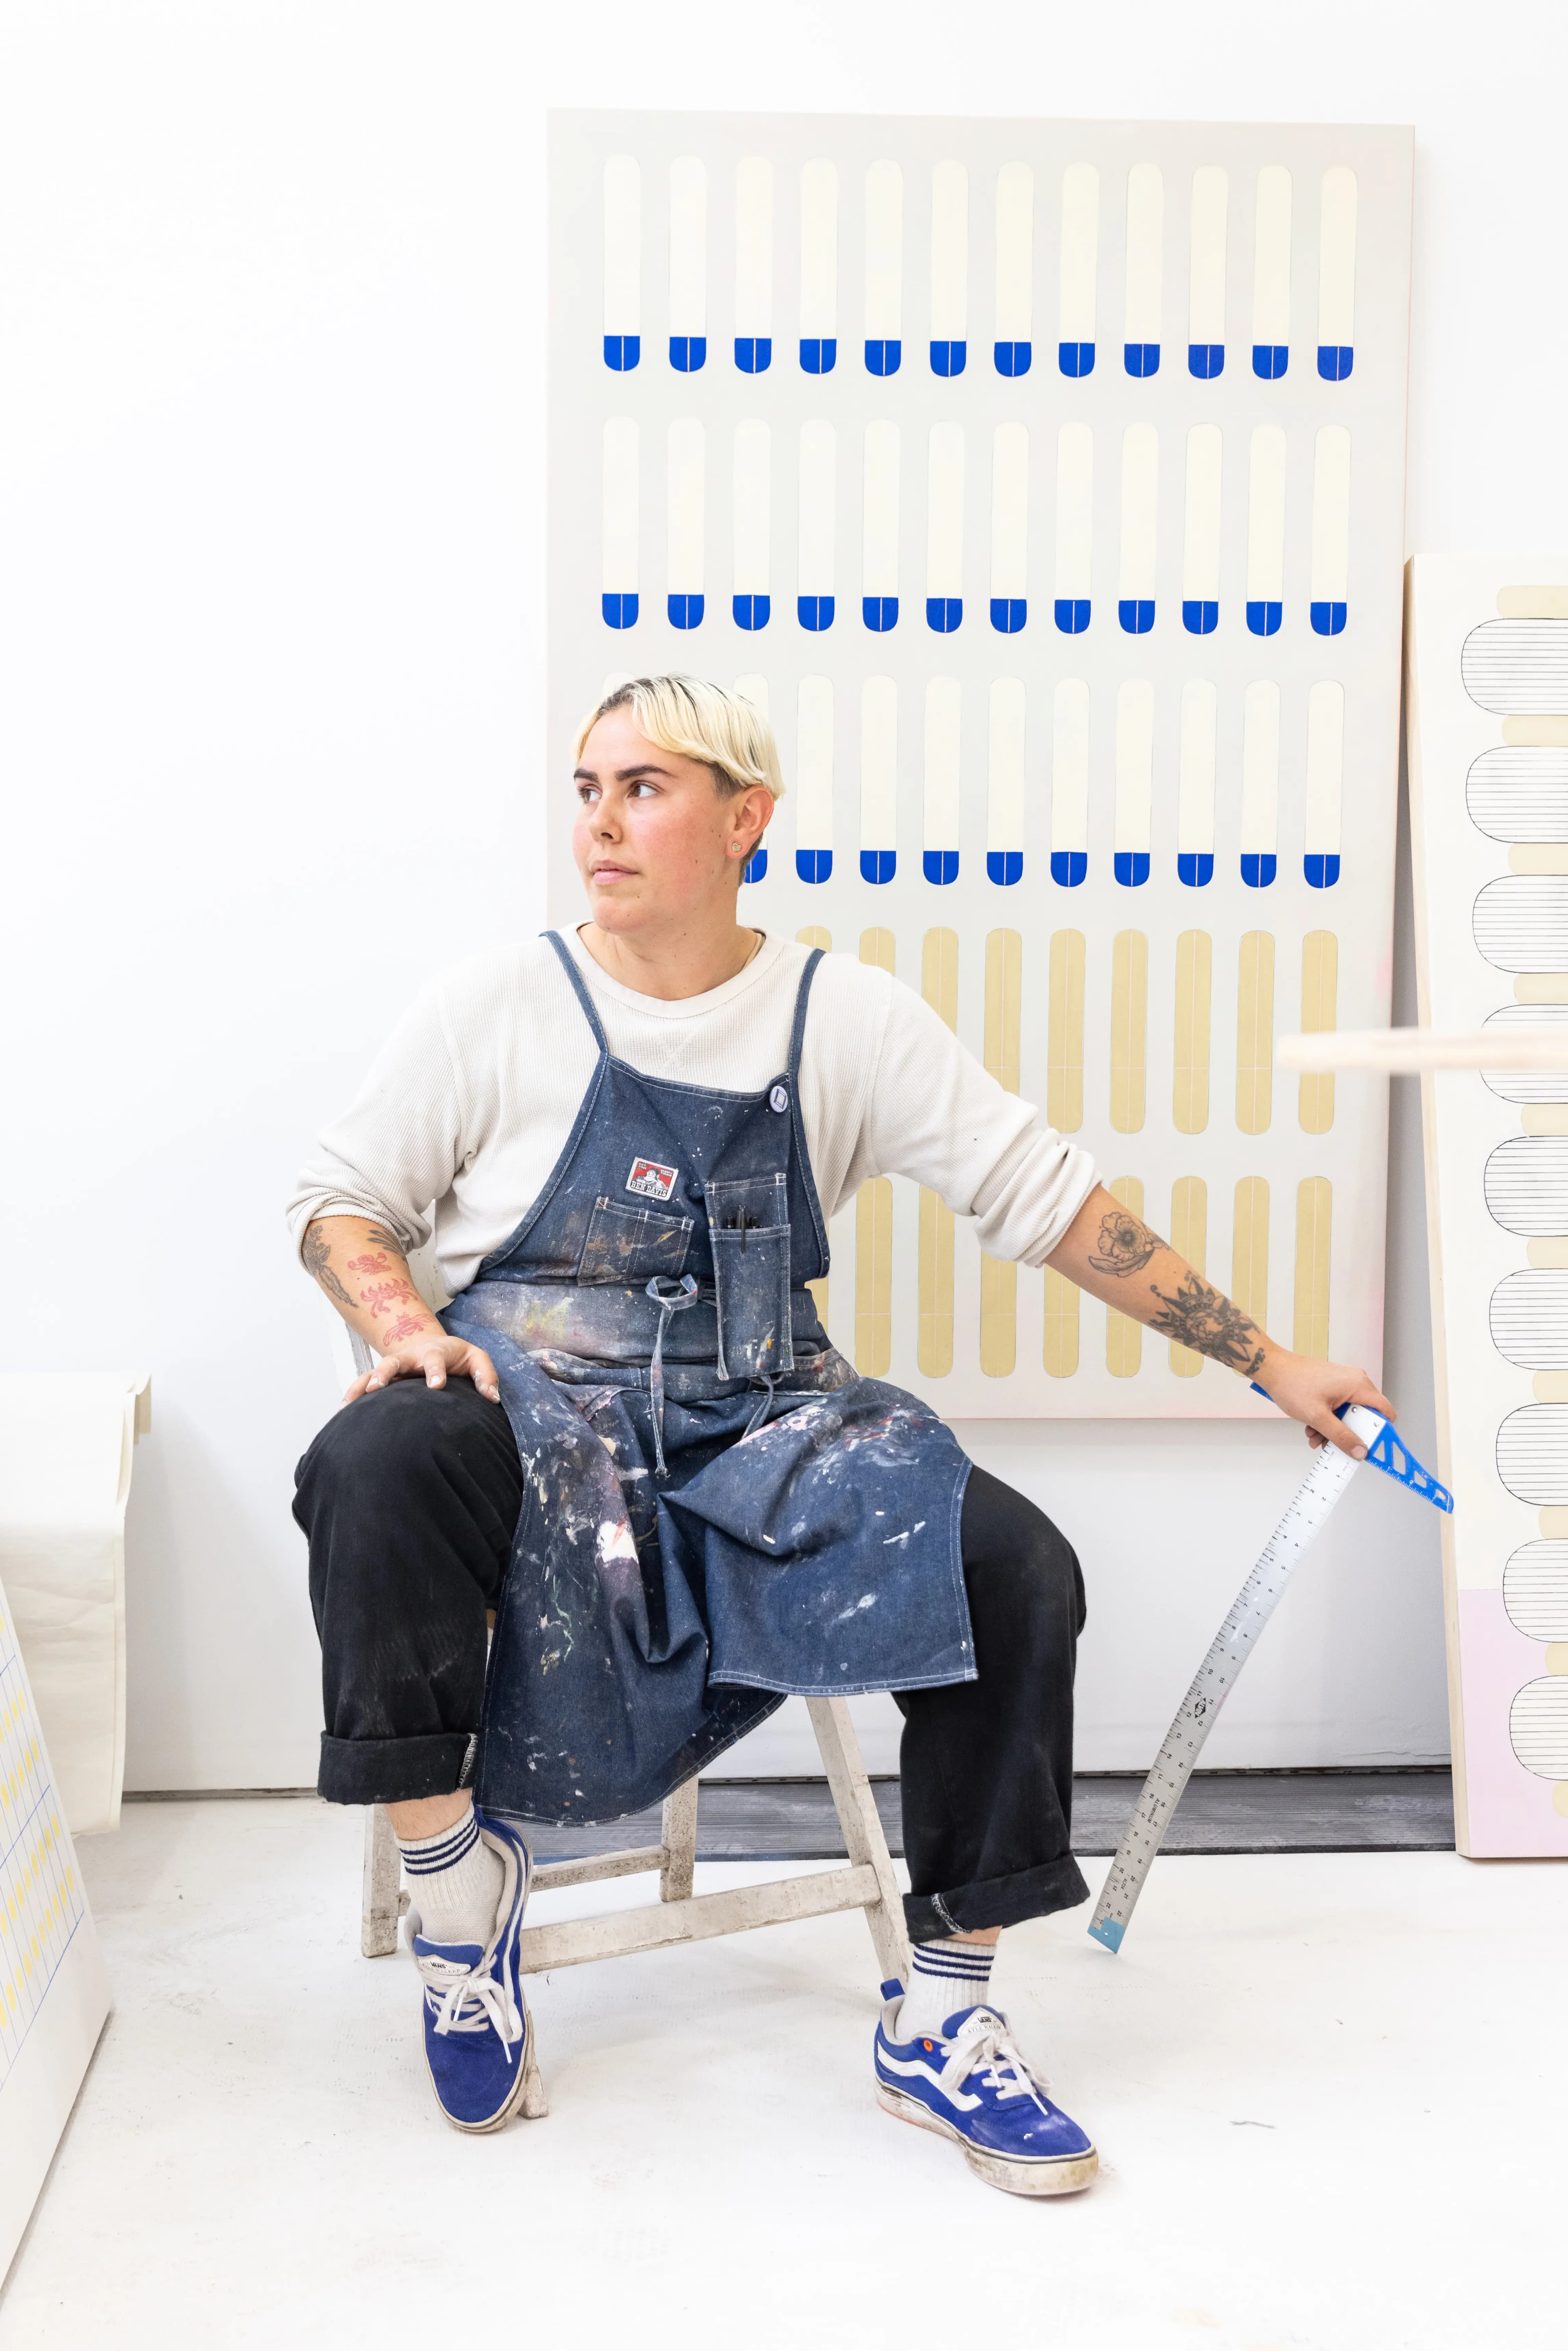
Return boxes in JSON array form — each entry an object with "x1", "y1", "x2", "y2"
[
  {"x1": 707, "y1": 1173, "x2": 793, "y2": 1380},
  {"x1": 577, "y1": 1197, "x2": 695, "y2": 1284}
]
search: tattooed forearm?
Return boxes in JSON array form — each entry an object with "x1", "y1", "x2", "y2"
[
  {"x1": 1087, "y1": 1208, "x2": 1165, "y2": 1277},
  {"x1": 1148, "y1": 1273, "x2": 1268, "y2": 1376},
  {"x1": 296, "y1": 1214, "x2": 460, "y2": 1385},
  {"x1": 302, "y1": 1222, "x2": 357, "y2": 1311}
]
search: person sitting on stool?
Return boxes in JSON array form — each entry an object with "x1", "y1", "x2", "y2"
[{"x1": 288, "y1": 674, "x2": 1393, "y2": 2193}]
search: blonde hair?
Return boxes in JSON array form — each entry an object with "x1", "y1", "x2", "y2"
[{"x1": 574, "y1": 674, "x2": 785, "y2": 800}]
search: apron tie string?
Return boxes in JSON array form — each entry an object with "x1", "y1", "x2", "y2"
[
  {"x1": 645, "y1": 1275, "x2": 699, "y2": 1480},
  {"x1": 743, "y1": 1375, "x2": 780, "y2": 1440}
]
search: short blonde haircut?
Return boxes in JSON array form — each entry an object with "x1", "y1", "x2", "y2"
[{"x1": 574, "y1": 674, "x2": 786, "y2": 800}]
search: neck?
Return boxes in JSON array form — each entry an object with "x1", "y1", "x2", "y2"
[{"x1": 577, "y1": 915, "x2": 761, "y2": 1002}]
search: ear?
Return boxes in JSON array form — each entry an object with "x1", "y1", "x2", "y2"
[{"x1": 732, "y1": 783, "x2": 774, "y2": 858}]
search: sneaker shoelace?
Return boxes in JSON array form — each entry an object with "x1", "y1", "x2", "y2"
[
  {"x1": 415, "y1": 1948, "x2": 523, "y2": 2061},
  {"x1": 936, "y1": 2015, "x2": 1051, "y2": 2115}
]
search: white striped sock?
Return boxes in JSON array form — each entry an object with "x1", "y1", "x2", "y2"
[
  {"x1": 397, "y1": 1804, "x2": 504, "y2": 1947},
  {"x1": 895, "y1": 1938, "x2": 997, "y2": 2040}
]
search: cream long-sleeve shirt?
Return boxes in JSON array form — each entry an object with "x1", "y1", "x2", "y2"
[{"x1": 286, "y1": 929, "x2": 1099, "y2": 1298}]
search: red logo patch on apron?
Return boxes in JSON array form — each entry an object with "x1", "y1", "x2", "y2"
[{"x1": 626, "y1": 1156, "x2": 679, "y2": 1203}]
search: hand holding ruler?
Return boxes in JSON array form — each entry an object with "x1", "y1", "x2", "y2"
[{"x1": 1088, "y1": 1401, "x2": 1453, "y2": 1956}]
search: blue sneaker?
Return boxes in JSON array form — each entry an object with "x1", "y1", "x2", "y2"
[
  {"x1": 410, "y1": 1810, "x2": 537, "y2": 2133},
  {"x1": 873, "y1": 1981, "x2": 1098, "y2": 2195}
]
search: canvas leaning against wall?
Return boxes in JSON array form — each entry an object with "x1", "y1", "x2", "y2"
[
  {"x1": 0, "y1": 1571, "x2": 111, "y2": 2275},
  {"x1": 1405, "y1": 555, "x2": 1568, "y2": 1858},
  {"x1": 547, "y1": 111, "x2": 1414, "y2": 1417}
]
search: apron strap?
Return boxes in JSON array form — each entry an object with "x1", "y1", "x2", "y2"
[
  {"x1": 645, "y1": 1275, "x2": 700, "y2": 1478},
  {"x1": 543, "y1": 929, "x2": 611, "y2": 1055},
  {"x1": 786, "y1": 947, "x2": 825, "y2": 1087}
]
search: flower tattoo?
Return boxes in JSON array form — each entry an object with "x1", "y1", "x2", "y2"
[{"x1": 1087, "y1": 1208, "x2": 1163, "y2": 1278}]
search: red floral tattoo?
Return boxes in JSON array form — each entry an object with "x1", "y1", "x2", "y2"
[
  {"x1": 360, "y1": 1279, "x2": 416, "y2": 1315},
  {"x1": 380, "y1": 1314, "x2": 427, "y2": 1345}
]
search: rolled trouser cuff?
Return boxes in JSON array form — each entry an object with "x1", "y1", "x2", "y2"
[
  {"x1": 903, "y1": 1851, "x2": 1090, "y2": 1943},
  {"x1": 317, "y1": 1731, "x2": 475, "y2": 1807}
]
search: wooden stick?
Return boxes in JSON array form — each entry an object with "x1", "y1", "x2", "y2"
[
  {"x1": 531, "y1": 1844, "x2": 666, "y2": 1893},
  {"x1": 806, "y1": 1695, "x2": 911, "y2": 1984},
  {"x1": 1278, "y1": 1026, "x2": 1568, "y2": 1074},
  {"x1": 360, "y1": 1805, "x2": 402, "y2": 1958},
  {"x1": 512, "y1": 1862, "x2": 882, "y2": 1974},
  {"x1": 659, "y1": 1776, "x2": 699, "y2": 1903}
]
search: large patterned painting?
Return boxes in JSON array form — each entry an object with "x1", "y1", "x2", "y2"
[{"x1": 548, "y1": 111, "x2": 1413, "y2": 1415}]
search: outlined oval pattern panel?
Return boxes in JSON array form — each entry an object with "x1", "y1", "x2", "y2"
[
  {"x1": 1461, "y1": 619, "x2": 1568, "y2": 713},
  {"x1": 1509, "y1": 1679, "x2": 1568, "y2": 1778},
  {"x1": 1466, "y1": 745, "x2": 1568, "y2": 842},
  {"x1": 1496, "y1": 1404, "x2": 1568, "y2": 1504},
  {"x1": 1472, "y1": 876, "x2": 1568, "y2": 972},
  {"x1": 1483, "y1": 1136, "x2": 1568, "y2": 1233},
  {"x1": 1411, "y1": 558, "x2": 1568, "y2": 1841},
  {"x1": 1501, "y1": 1541, "x2": 1568, "y2": 1641},
  {"x1": 1489, "y1": 1268, "x2": 1568, "y2": 1365},
  {"x1": 1481, "y1": 1003, "x2": 1568, "y2": 1103}
]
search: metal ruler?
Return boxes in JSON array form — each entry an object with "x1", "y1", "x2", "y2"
[{"x1": 1088, "y1": 1403, "x2": 1453, "y2": 1955}]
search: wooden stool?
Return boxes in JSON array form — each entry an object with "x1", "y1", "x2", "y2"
[{"x1": 360, "y1": 1695, "x2": 910, "y2": 2118}]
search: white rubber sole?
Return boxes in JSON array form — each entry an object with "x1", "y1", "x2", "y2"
[{"x1": 876, "y1": 2083, "x2": 1099, "y2": 2197}]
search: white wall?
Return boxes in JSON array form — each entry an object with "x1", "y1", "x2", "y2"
[{"x1": 3, "y1": 0, "x2": 1563, "y2": 1790}]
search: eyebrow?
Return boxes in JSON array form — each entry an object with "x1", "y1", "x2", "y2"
[{"x1": 572, "y1": 762, "x2": 675, "y2": 782}]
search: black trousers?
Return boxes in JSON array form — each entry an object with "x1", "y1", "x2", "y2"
[{"x1": 294, "y1": 1377, "x2": 1088, "y2": 1940}]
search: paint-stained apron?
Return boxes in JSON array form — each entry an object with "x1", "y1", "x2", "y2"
[{"x1": 442, "y1": 932, "x2": 974, "y2": 1823}]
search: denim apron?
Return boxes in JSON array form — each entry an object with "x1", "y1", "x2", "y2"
[{"x1": 441, "y1": 931, "x2": 974, "y2": 1824}]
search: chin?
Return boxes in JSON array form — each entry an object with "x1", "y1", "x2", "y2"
[{"x1": 586, "y1": 893, "x2": 644, "y2": 929}]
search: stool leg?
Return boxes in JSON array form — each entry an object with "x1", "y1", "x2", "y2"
[
  {"x1": 806, "y1": 1696, "x2": 911, "y2": 1986},
  {"x1": 660, "y1": 1777, "x2": 699, "y2": 1903},
  {"x1": 519, "y1": 1993, "x2": 550, "y2": 2118},
  {"x1": 361, "y1": 1805, "x2": 402, "y2": 1958}
]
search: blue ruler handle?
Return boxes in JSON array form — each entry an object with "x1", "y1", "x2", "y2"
[{"x1": 1248, "y1": 1385, "x2": 1453, "y2": 1514}]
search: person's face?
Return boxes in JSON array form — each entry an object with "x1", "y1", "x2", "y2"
[{"x1": 572, "y1": 707, "x2": 773, "y2": 936}]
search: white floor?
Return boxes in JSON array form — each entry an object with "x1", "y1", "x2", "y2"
[{"x1": 1, "y1": 1803, "x2": 1562, "y2": 2351}]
